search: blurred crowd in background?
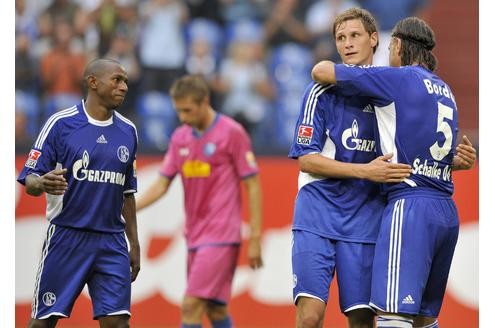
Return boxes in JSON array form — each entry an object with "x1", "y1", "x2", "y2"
[{"x1": 16, "y1": 0, "x2": 459, "y2": 155}]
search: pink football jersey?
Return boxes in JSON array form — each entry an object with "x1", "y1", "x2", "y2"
[{"x1": 159, "y1": 114, "x2": 259, "y2": 248}]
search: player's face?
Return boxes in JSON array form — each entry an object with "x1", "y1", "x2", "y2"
[
  {"x1": 173, "y1": 96, "x2": 208, "y2": 128},
  {"x1": 97, "y1": 64, "x2": 128, "y2": 108},
  {"x1": 388, "y1": 37, "x2": 402, "y2": 67},
  {"x1": 335, "y1": 19, "x2": 377, "y2": 65}
]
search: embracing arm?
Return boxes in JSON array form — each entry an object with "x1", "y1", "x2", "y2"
[
  {"x1": 24, "y1": 168, "x2": 68, "y2": 196},
  {"x1": 299, "y1": 153, "x2": 412, "y2": 183},
  {"x1": 242, "y1": 174, "x2": 263, "y2": 270},
  {"x1": 452, "y1": 135, "x2": 477, "y2": 170},
  {"x1": 136, "y1": 175, "x2": 172, "y2": 211},
  {"x1": 311, "y1": 60, "x2": 337, "y2": 85},
  {"x1": 123, "y1": 193, "x2": 140, "y2": 282}
]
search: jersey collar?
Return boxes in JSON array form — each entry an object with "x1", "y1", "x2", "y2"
[{"x1": 81, "y1": 99, "x2": 114, "y2": 126}]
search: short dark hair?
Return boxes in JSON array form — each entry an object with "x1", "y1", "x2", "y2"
[
  {"x1": 333, "y1": 7, "x2": 379, "y2": 54},
  {"x1": 169, "y1": 74, "x2": 210, "y2": 104},
  {"x1": 391, "y1": 17, "x2": 437, "y2": 71}
]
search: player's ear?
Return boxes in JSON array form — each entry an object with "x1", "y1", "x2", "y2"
[
  {"x1": 370, "y1": 31, "x2": 378, "y2": 49},
  {"x1": 86, "y1": 75, "x2": 98, "y2": 90}
]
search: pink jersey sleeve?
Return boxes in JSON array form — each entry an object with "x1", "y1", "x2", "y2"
[
  {"x1": 159, "y1": 135, "x2": 179, "y2": 178},
  {"x1": 229, "y1": 124, "x2": 259, "y2": 178}
]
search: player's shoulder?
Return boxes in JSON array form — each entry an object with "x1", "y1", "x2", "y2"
[
  {"x1": 303, "y1": 82, "x2": 335, "y2": 98},
  {"x1": 42, "y1": 104, "x2": 81, "y2": 131},
  {"x1": 217, "y1": 114, "x2": 250, "y2": 136},
  {"x1": 113, "y1": 111, "x2": 139, "y2": 140}
]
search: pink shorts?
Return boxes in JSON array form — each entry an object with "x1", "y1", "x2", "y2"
[{"x1": 186, "y1": 244, "x2": 240, "y2": 304}]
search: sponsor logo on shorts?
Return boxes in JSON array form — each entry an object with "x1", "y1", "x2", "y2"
[
  {"x1": 42, "y1": 292, "x2": 56, "y2": 306},
  {"x1": 401, "y1": 294, "x2": 415, "y2": 304},
  {"x1": 293, "y1": 274, "x2": 298, "y2": 288}
]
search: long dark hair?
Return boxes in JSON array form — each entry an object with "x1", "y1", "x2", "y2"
[{"x1": 391, "y1": 17, "x2": 437, "y2": 71}]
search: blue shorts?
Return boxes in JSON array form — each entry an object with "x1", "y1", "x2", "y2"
[
  {"x1": 292, "y1": 230, "x2": 375, "y2": 313},
  {"x1": 370, "y1": 194, "x2": 459, "y2": 317},
  {"x1": 31, "y1": 224, "x2": 131, "y2": 320}
]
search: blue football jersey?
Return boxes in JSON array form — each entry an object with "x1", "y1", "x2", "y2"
[
  {"x1": 17, "y1": 100, "x2": 138, "y2": 233},
  {"x1": 288, "y1": 82, "x2": 386, "y2": 243},
  {"x1": 334, "y1": 64, "x2": 458, "y2": 195}
]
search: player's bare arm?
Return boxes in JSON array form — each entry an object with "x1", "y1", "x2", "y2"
[
  {"x1": 243, "y1": 174, "x2": 263, "y2": 270},
  {"x1": 298, "y1": 153, "x2": 411, "y2": 183},
  {"x1": 123, "y1": 193, "x2": 141, "y2": 282},
  {"x1": 25, "y1": 168, "x2": 68, "y2": 196},
  {"x1": 311, "y1": 60, "x2": 337, "y2": 85},
  {"x1": 453, "y1": 135, "x2": 477, "y2": 170},
  {"x1": 136, "y1": 176, "x2": 172, "y2": 211}
]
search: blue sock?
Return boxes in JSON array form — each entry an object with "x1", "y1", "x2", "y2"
[
  {"x1": 181, "y1": 324, "x2": 202, "y2": 328},
  {"x1": 211, "y1": 315, "x2": 233, "y2": 328}
]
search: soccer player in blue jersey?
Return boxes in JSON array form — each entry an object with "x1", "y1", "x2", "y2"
[
  {"x1": 311, "y1": 16, "x2": 475, "y2": 328},
  {"x1": 17, "y1": 58, "x2": 141, "y2": 328},
  {"x1": 289, "y1": 8, "x2": 414, "y2": 328}
]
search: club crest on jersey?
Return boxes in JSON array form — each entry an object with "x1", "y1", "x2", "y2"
[
  {"x1": 25, "y1": 149, "x2": 42, "y2": 168},
  {"x1": 203, "y1": 143, "x2": 216, "y2": 156},
  {"x1": 297, "y1": 125, "x2": 313, "y2": 145},
  {"x1": 117, "y1": 146, "x2": 130, "y2": 163}
]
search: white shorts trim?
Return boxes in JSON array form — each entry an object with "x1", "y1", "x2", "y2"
[
  {"x1": 294, "y1": 292, "x2": 325, "y2": 305},
  {"x1": 38, "y1": 312, "x2": 68, "y2": 320},
  {"x1": 370, "y1": 301, "x2": 387, "y2": 313},
  {"x1": 106, "y1": 310, "x2": 131, "y2": 317},
  {"x1": 344, "y1": 304, "x2": 375, "y2": 313}
]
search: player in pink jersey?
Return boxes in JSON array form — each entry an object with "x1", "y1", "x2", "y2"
[{"x1": 136, "y1": 75, "x2": 263, "y2": 328}]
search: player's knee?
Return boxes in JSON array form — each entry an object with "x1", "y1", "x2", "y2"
[
  {"x1": 297, "y1": 309, "x2": 324, "y2": 328},
  {"x1": 182, "y1": 297, "x2": 206, "y2": 320},
  {"x1": 376, "y1": 313, "x2": 413, "y2": 328},
  {"x1": 346, "y1": 308, "x2": 375, "y2": 328},
  {"x1": 206, "y1": 303, "x2": 228, "y2": 321}
]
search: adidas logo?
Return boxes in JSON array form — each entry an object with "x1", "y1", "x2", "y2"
[
  {"x1": 402, "y1": 294, "x2": 415, "y2": 304},
  {"x1": 96, "y1": 134, "x2": 108, "y2": 144},
  {"x1": 363, "y1": 104, "x2": 375, "y2": 113}
]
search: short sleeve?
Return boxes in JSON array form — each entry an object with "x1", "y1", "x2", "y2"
[{"x1": 229, "y1": 125, "x2": 259, "y2": 179}]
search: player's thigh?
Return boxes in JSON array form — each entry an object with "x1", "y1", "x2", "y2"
[
  {"x1": 186, "y1": 244, "x2": 240, "y2": 303},
  {"x1": 292, "y1": 230, "x2": 336, "y2": 304},
  {"x1": 335, "y1": 241, "x2": 375, "y2": 313},
  {"x1": 370, "y1": 196, "x2": 458, "y2": 315},
  {"x1": 419, "y1": 198, "x2": 459, "y2": 317},
  {"x1": 32, "y1": 225, "x2": 96, "y2": 319},
  {"x1": 87, "y1": 232, "x2": 131, "y2": 319}
]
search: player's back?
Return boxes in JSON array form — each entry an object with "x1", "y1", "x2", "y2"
[{"x1": 334, "y1": 64, "x2": 458, "y2": 196}]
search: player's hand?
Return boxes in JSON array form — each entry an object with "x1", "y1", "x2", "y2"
[
  {"x1": 248, "y1": 236, "x2": 263, "y2": 270},
  {"x1": 453, "y1": 135, "x2": 476, "y2": 170},
  {"x1": 40, "y1": 168, "x2": 68, "y2": 195},
  {"x1": 129, "y1": 244, "x2": 141, "y2": 282},
  {"x1": 364, "y1": 153, "x2": 412, "y2": 183}
]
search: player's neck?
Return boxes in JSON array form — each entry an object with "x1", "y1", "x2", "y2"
[
  {"x1": 84, "y1": 98, "x2": 113, "y2": 121},
  {"x1": 196, "y1": 107, "x2": 216, "y2": 133}
]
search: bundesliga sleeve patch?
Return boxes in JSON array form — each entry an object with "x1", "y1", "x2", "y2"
[
  {"x1": 297, "y1": 125, "x2": 314, "y2": 145},
  {"x1": 25, "y1": 149, "x2": 42, "y2": 169}
]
